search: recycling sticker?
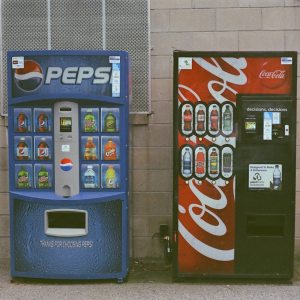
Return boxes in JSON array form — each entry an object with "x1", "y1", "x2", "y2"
[{"x1": 248, "y1": 164, "x2": 282, "y2": 191}]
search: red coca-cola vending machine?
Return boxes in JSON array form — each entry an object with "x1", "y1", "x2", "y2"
[{"x1": 173, "y1": 52, "x2": 297, "y2": 279}]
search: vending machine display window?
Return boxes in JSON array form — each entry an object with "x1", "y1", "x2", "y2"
[
  {"x1": 14, "y1": 108, "x2": 32, "y2": 133},
  {"x1": 60, "y1": 117, "x2": 72, "y2": 132},
  {"x1": 34, "y1": 108, "x2": 52, "y2": 133},
  {"x1": 81, "y1": 108, "x2": 99, "y2": 133},
  {"x1": 101, "y1": 108, "x2": 120, "y2": 133}
]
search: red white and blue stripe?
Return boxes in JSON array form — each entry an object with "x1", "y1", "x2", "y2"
[{"x1": 60, "y1": 158, "x2": 73, "y2": 171}]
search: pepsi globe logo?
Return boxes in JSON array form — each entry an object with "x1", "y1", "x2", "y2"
[
  {"x1": 14, "y1": 60, "x2": 43, "y2": 92},
  {"x1": 60, "y1": 158, "x2": 73, "y2": 171}
]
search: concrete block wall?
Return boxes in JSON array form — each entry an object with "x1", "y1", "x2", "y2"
[
  {"x1": 147, "y1": 0, "x2": 300, "y2": 259},
  {"x1": 0, "y1": 117, "x2": 9, "y2": 259},
  {"x1": 1, "y1": 0, "x2": 300, "y2": 261}
]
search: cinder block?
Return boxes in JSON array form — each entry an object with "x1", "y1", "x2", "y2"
[
  {"x1": 132, "y1": 169, "x2": 173, "y2": 192},
  {"x1": 131, "y1": 124, "x2": 173, "y2": 147},
  {"x1": 151, "y1": 32, "x2": 194, "y2": 56},
  {"x1": 169, "y1": 9, "x2": 215, "y2": 32},
  {"x1": 151, "y1": 78, "x2": 173, "y2": 101},
  {"x1": 262, "y1": 8, "x2": 299, "y2": 30},
  {"x1": 295, "y1": 238, "x2": 300, "y2": 260},
  {"x1": 189, "y1": 32, "x2": 215, "y2": 51},
  {"x1": 296, "y1": 146, "x2": 300, "y2": 169},
  {"x1": 297, "y1": 123, "x2": 300, "y2": 146},
  {"x1": 216, "y1": 8, "x2": 261, "y2": 31},
  {"x1": 151, "y1": 0, "x2": 192, "y2": 10},
  {"x1": 240, "y1": 0, "x2": 284, "y2": 7},
  {"x1": 285, "y1": 31, "x2": 300, "y2": 52},
  {"x1": 296, "y1": 192, "x2": 300, "y2": 215},
  {"x1": 151, "y1": 10, "x2": 170, "y2": 33},
  {"x1": 185, "y1": 31, "x2": 237, "y2": 51},
  {"x1": 149, "y1": 101, "x2": 173, "y2": 125},
  {"x1": 212, "y1": 32, "x2": 239, "y2": 51},
  {"x1": 133, "y1": 215, "x2": 172, "y2": 237},
  {"x1": 285, "y1": 0, "x2": 300, "y2": 6},
  {"x1": 132, "y1": 237, "x2": 165, "y2": 258},
  {"x1": 0, "y1": 193, "x2": 9, "y2": 215},
  {"x1": 0, "y1": 127, "x2": 8, "y2": 148},
  {"x1": 295, "y1": 215, "x2": 300, "y2": 237},
  {"x1": 0, "y1": 148, "x2": 8, "y2": 170},
  {"x1": 131, "y1": 147, "x2": 172, "y2": 170},
  {"x1": 0, "y1": 215, "x2": 9, "y2": 237},
  {"x1": 132, "y1": 192, "x2": 172, "y2": 216},
  {"x1": 239, "y1": 31, "x2": 284, "y2": 51},
  {"x1": 296, "y1": 169, "x2": 300, "y2": 191},
  {"x1": 0, "y1": 237, "x2": 9, "y2": 258},
  {"x1": 151, "y1": 56, "x2": 172, "y2": 79},
  {"x1": 192, "y1": 0, "x2": 239, "y2": 8},
  {"x1": 0, "y1": 171, "x2": 8, "y2": 193}
]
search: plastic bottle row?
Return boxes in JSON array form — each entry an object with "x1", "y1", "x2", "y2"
[
  {"x1": 14, "y1": 136, "x2": 120, "y2": 161},
  {"x1": 180, "y1": 101, "x2": 234, "y2": 137},
  {"x1": 180, "y1": 145, "x2": 234, "y2": 180},
  {"x1": 14, "y1": 107, "x2": 120, "y2": 133},
  {"x1": 15, "y1": 163, "x2": 121, "y2": 190}
]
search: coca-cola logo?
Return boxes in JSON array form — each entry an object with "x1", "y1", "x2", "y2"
[
  {"x1": 259, "y1": 69, "x2": 286, "y2": 79},
  {"x1": 178, "y1": 57, "x2": 247, "y2": 262},
  {"x1": 259, "y1": 61, "x2": 289, "y2": 89}
]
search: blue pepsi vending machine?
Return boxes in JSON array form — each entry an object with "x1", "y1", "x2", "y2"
[{"x1": 7, "y1": 50, "x2": 130, "y2": 281}]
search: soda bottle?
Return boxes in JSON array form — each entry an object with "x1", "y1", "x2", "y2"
[
  {"x1": 209, "y1": 148, "x2": 218, "y2": 175},
  {"x1": 183, "y1": 148, "x2": 192, "y2": 176},
  {"x1": 16, "y1": 137, "x2": 29, "y2": 160},
  {"x1": 16, "y1": 112, "x2": 28, "y2": 132},
  {"x1": 104, "y1": 112, "x2": 117, "y2": 132},
  {"x1": 195, "y1": 149, "x2": 205, "y2": 175},
  {"x1": 84, "y1": 137, "x2": 97, "y2": 160},
  {"x1": 183, "y1": 106, "x2": 192, "y2": 132},
  {"x1": 17, "y1": 166, "x2": 30, "y2": 188},
  {"x1": 105, "y1": 166, "x2": 116, "y2": 188},
  {"x1": 196, "y1": 108, "x2": 205, "y2": 132},
  {"x1": 104, "y1": 139, "x2": 117, "y2": 160},
  {"x1": 37, "y1": 138, "x2": 49, "y2": 160},
  {"x1": 222, "y1": 105, "x2": 232, "y2": 132},
  {"x1": 84, "y1": 109, "x2": 97, "y2": 132},
  {"x1": 37, "y1": 113, "x2": 49, "y2": 132},
  {"x1": 210, "y1": 105, "x2": 219, "y2": 132},
  {"x1": 273, "y1": 165, "x2": 281, "y2": 190},
  {"x1": 84, "y1": 165, "x2": 97, "y2": 188},
  {"x1": 37, "y1": 166, "x2": 49, "y2": 188},
  {"x1": 222, "y1": 152, "x2": 232, "y2": 173}
]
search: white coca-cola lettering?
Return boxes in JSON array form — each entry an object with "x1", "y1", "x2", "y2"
[
  {"x1": 178, "y1": 178, "x2": 234, "y2": 261},
  {"x1": 194, "y1": 57, "x2": 247, "y2": 103},
  {"x1": 178, "y1": 57, "x2": 247, "y2": 261},
  {"x1": 259, "y1": 69, "x2": 286, "y2": 79}
]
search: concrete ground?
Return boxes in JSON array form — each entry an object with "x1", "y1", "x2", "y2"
[{"x1": 1, "y1": 259, "x2": 300, "y2": 300}]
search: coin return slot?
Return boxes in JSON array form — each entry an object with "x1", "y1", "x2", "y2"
[
  {"x1": 246, "y1": 215, "x2": 284, "y2": 237},
  {"x1": 45, "y1": 210, "x2": 88, "y2": 237}
]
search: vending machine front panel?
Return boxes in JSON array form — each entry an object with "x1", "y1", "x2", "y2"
[
  {"x1": 8, "y1": 50, "x2": 130, "y2": 281},
  {"x1": 173, "y1": 51, "x2": 297, "y2": 279}
]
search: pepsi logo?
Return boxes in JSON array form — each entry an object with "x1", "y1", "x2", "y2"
[
  {"x1": 14, "y1": 60, "x2": 43, "y2": 92},
  {"x1": 60, "y1": 158, "x2": 73, "y2": 171}
]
